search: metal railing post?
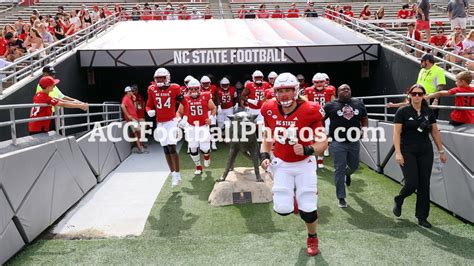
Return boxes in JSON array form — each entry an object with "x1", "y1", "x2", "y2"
[
  {"x1": 86, "y1": 106, "x2": 91, "y2": 131},
  {"x1": 105, "y1": 106, "x2": 109, "y2": 124},
  {"x1": 383, "y1": 98, "x2": 388, "y2": 121},
  {"x1": 55, "y1": 108, "x2": 60, "y2": 135},
  {"x1": 9, "y1": 108, "x2": 16, "y2": 145}
]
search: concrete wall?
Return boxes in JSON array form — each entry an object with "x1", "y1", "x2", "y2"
[{"x1": 0, "y1": 123, "x2": 131, "y2": 264}]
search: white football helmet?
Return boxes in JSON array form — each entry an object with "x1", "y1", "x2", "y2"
[
  {"x1": 321, "y1": 73, "x2": 330, "y2": 82},
  {"x1": 220, "y1": 77, "x2": 230, "y2": 89},
  {"x1": 273, "y1": 73, "x2": 299, "y2": 107},
  {"x1": 252, "y1": 70, "x2": 264, "y2": 84},
  {"x1": 154, "y1": 67, "x2": 170, "y2": 87},
  {"x1": 187, "y1": 79, "x2": 201, "y2": 98},
  {"x1": 296, "y1": 74, "x2": 305, "y2": 81},
  {"x1": 200, "y1": 75, "x2": 211, "y2": 89},
  {"x1": 312, "y1": 73, "x2": 326, "y2": 90},
  {"x1": 268, "y1": 71, "x2": 278, "y2": 84},
  {"x1": 184, "y1": 75, "x2": 194, "y2": 85}
]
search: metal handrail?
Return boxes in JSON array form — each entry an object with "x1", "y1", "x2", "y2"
[
  {"x1": 355, "y1": 92, "x2": 474, "y2": 121},
  {"x1": 0, "y1": 14, "x2": 119, "y2": 94},
  {"x1": 323, "y1": 9, "x2": 473, "y2": 74},
  {"x1": 0, "y1": 102, "x2": 122, "y2": 145}
]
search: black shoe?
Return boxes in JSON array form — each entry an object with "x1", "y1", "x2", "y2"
[
  {"x1": 418, "y1": 219, "x2": 432, "y2": 228},
  {"x1": 345, "y1": 175, "x2": 351, "y2": 187},
  {"x1": 338, "y1": 198, "x2": 347, "y2": 208},
  {"x1": 393, "y1": 197, "x2": 402, "y2": 217}
]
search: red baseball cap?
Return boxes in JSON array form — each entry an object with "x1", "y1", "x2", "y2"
[{"x1": 39, "y1": 76, "x2": 60, "y2": 89}]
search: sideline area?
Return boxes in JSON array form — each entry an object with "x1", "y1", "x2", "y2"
[{"x1": 8, "y1": 144, "x2": 474, "y2": 264}]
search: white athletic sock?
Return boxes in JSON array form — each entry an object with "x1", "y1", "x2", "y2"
[{"x1": 190, "y1": 154, "x2": 201, "y2": 166}]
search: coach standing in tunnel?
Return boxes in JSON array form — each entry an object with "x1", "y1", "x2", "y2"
[
  {"x1": 392, "y1": 84, "x2": 446, "y2": 228},
  {"x1": 324, "y1": 84, "x2": 368, "y2": 208}
]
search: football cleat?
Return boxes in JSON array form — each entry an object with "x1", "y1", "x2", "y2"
[
  {"x1": 306, "y1": 237, "x2": 319, "y2": 256},
  {"x1": 318, "y1": 163, "x2": 324, "y2": 169},
  {"x1": 204, "y1": 159, "x2": 211, "y2": 167},
  {"x1": 194, "y1": 165, "x2": 203, "y2": 175},
  {"x1": 323, "y1": 149, "x2": 329, "y2": 157},
  {"x1": 171, "y1": 173, "x2": 181, "y2": 188}
]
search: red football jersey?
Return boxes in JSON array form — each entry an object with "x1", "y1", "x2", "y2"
[
  {"x1": 264, "y1": 88, "x2": 274, "y2": 100},
  {"x1": 261, "y1": 99, "x2": 324, "y2": 162},
  {"x1": 218, "y1": 86, "x2": 237, "y2": 109},
  {"x1": 304, "y1": 86, "x2": 335, "y2": 107},
  {"x1": 28, "y1": 91, "x2": 58, "y2": 132},
  {"x1": 245, "y1": 81, "x2": 270, "y2": 109},
  {"x1": 180, "y1": 85, "x2": 188, "y2": 95},
  {"x1": 181, "y1": 92, "x2": 211, "y2": 126},
  {"x1": 146, "y1": 82, "x2": 182, "y2": 122},
  {"x1": 448, "y1": 86, "x2": 474, "y2": 124},
  {"x1": 200, "y1": 84, "x2": 217, "y2": 98}
]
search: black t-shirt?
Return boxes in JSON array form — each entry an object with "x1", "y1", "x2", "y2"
[
  {"x1": 324, "y1": 98, "x2": 367, "y2": 142},
  {"x1": 394, "y1": 105, "x2": 436, "y2": 146}
]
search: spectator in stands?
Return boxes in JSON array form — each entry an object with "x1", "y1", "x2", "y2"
[
  {"x1": 4, "y1": 32, "x2": 25, "y2": 59},
  {"x1": 416, "y1": 0, "x2": 431, "y2": 42},
  {"x1": 342, "y1": 5, "x2": 354, "y2": 20},
  {"x1": 359, "y1": 4, "x2": 371, "y2": 20},
  {"x1": 418, "y1": 53, "x2": 446, "y2": 116},
  {"x1": 374, "y1": 7, "x2": 386, "y2": 27},
  {"x1": 19, "y1": 23, "x2": 31, "y2": 41},
  {"x1": 91, "y1": 5, "x2": 100, "y2": 23},
  {"x1": 426, "y1": 71, "x2": 474, "y2": 125},
  {"x1": 406, "y1": 23, "x2": 422, "y2": 57},
  {"x1": 142, "y1": 4, "x2": 154, "y2": 21},
  {"x1": 461, "y1": 30, "x2": 474, "y2": 59},
  {"x1": 37, "y1": 23, "x2": 54, "y2": 46},
  {"x1": 3, "y1": 24, "x2": 16, "y2": 38},
  {"x1": 204, "y1": 6, "x2": 213, "y2": 19},
  {"x1": 70, "y1": 10, "x2": 82, "y2": 31},
  {"x1": 52, "y1": 18, "x2": 65, "y2": 40},
  {"x1": 398, "y1": 4, "x2": 410, "y2": 20},
  {"x1": 257, "y1": 4, "x2": 270, "y2": 19},
  {"x1": 99, "y1": 8, "x2": 107, "y2": 20},
  {"x1": 62, "y1": 17, "x2": 75, "y2": 37},
  {"x1": 153, "y1": 4, "x2": 162, "y2": 20},
  {"x1": 237, "y1": 5, "x2": 246, "y2": 19},
  {"x1": 113, "y1": 4, "x2": 123, "y2": 16},
  {"x1": 103, "y1": 4, "x2": 113, "y2": 17},
  {"x1": 131, "y1": 6, "x2": 141, "y2": 21},
  {"x1": 79, "y1": 4, "x2": 87, "y2": 19},
  {"x1": 392, "y1": 84, "x2": 446, "y2": 229},
  {"x1": 0, "y1": 32, "x2": 8, "y2": 58},
  {"x1": 409, "y1": 4, "x2": 417, "y2": 19},
  {"x1": 14, "y1": 17, "x2": 23, "y2": 36},
  {"x1": 445, "y1": 29, "x2": 464, "y2": 64},
  {"x1": 429, "y1": 27, "x2": 447, "y2": 57},
  {"x1": 325, "y1": 5, "x2": 333, "y2": 20},
  {"x1": 32, "y1": 9, "x2": 40, "y2": 18},
  {"x1": 190, "y1": 8, "x2": 202, "y2": 20},
  {"x1": 57, "y1": 6, "x2": 66, "y2": 16},
  {"x1": 29, "y1": 15, "x2": 38, "y2": 26},
  {"x1": 271, "y1": 5, "x2": 285, "y2": 18},
  {"x1": 24, "y1": 28, "x2": 44, "y2": 54},
  {"x1": 245, "y1": 7, "x2": 256, "y2": 19},
  {"x1": 121, "y1": 86, "x2": 145, "y2": 153},
  {"x1": 29, "y1": 76, "x2": 88, "y2": 135},
  {"x1": 304, "y1": 2, "x2": 318, "y2": 17},
  {"x1": 287, "y1": 3, "x2": 299, "y2": 18},
  {"x1": 448, "y1": 0, "x2": 469, "y2": 34},
  {"x1": 82, "y1": 9, "x2": 93, "y2": 28}
]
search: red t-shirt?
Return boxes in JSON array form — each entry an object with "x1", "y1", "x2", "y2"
[
  {"x1": 28, "y1": 91, "x2": 58, "y2": 132},
  {"x1": 406, "y1": 30, "x2": 421, "y2": 41},
  {"x1": 360, "y1": 9, "x2": 371, "y2": 18},
  {"x1": 448, "y1": 86, "x2": 474, "y2": 124},
  {"x1": 146, "y1": 82, "x2": 182, "y2": 122},
  {"x1": 429, "y1": 35, "x2": 447, "y2": 47},
  {"x1": 287, "y1": 8, "x2": 299, "y2": 18},
  {"x1": 122, "y1": 94, "x2": 139, "y2": 121},
  {"x1": 260, "y1": 99, "x2": 324, "y2": 162},
  {"x1": 238, "y1": 9, "x2": 246, "y2": 19},
  {"x1": 181, "y1": 92, "x2": 211, "y2": 126},
  {"x1": 397, "y1": 9, "x2": 409, "y2": 19},
  {"x1": 245, "y1": 81, "x2": 270, "y2": 109},
  {"x1": 256, "y1": 10, "x2": 270, "y2": 19},
  {"x1": 218, "y1": 86, "x2": 237, "y2": 109},
  {"x1": 343, "y1": 11, "x2": 354, "y2": 18},
  {"x1": 271, "y1": 11, "x2": 285, "y2": 18},
  {"x1": 304, "y1": 86, "x2": 335, "y2": 106},
  {"x1": 0, "y1": 38, "x2": 7, "y2": 56}
]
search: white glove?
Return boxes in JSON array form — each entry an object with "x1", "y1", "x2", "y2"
[
  {"x1": 178, "y1": 116, "x2": 189, "y2": 129},
  {"x1": 217, "y1": 105, "x2": 222, "y2": 113},
  {"x1": 210, "y1": 115, "x2": 217, "y2": 125},
  {"x1": 247, "y1": 98, "x2": 259, "y2": 106},
  {"x1": 147, "y1": 110, "x2": 156, "y2": 117}
]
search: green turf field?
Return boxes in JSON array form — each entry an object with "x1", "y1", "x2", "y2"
[{"x1": 8, "y1": 144, "x2": 474, "y2": 265}]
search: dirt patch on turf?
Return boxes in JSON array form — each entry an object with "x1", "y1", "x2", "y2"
[{"x1": 50, "y1": 229, "x2": 108, "y2": 240}]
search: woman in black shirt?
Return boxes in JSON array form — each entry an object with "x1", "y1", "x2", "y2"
[{"x1": 393, "y1": 84, "x2": 446, "y2": 228}]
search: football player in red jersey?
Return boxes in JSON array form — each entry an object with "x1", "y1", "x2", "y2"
[
  {"x1": 264, "y1": 71, "x2": 278, "y2": 100},
  {"x1": 29, "y1": 76, "x2": 88, "y2": 134},
  {"x1": 181, "y1": 75, "x2": 194, "y2": 95},
  {"x1": 146, "y1": 67, "x2": 184, "y2": 188},
  {"x1": 216, "y1": 77, "x2": 237, "y2": 129},
  {"x1": 240, "y1": 70, "x2": 270, "y2": 123},
  {"x1": 297, "y1": 74, "x2": 309, "y2": 95},
  {"x1": 177, "y1": 79, "x2": 217, "y2": 175},
  {"x1": 305, "y1": 73, "x2": 336, "y2": 167},
  {"x1": 200, "y1": 75, "x2": 219, "y2": 150},
  {"x1": 268, "y1": 71, "x2": 278, "y2": 87},
  {"x1": 321, "y1": 73, "x2": 337, "y2": 95},
  {"x1": 260, "y1": 73, "x2": 327, "y2": 257}
]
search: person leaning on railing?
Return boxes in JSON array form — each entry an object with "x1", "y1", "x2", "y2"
[
  {"x1": 29, "y1": 76, "x2": 88, "y2": 135},
  {"x1": 392, "y1": 84, "x2": 446, "y2": 229},
  {"x1": 425, "y1": 70, "x2": 474, "y2": 125}
]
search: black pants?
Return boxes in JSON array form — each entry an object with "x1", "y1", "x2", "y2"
[{"x1": 395, "y1": 142, "x2": 433, "y2": 220}]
